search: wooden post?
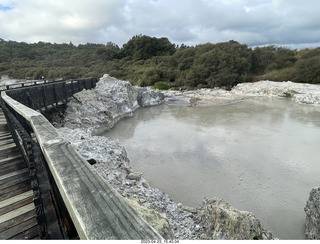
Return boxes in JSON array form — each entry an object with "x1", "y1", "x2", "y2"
[
  {"x1": 41, "y1": 87, "x2": 48, "y2": 112},
  {"x1": 91, "y1": 78, "x2": 94, "y2": 89},
  {"x1": 62, "y1": 82, "x2": 67, "y2": 104},
  {"x1": 27, "y1": 92, "x2": 32, "y2": 109},
  {"x1": 71, "y1": 80, "x2": 74, "y2": 95},
  {"x1": 53, "y1": 87, "x2": 58, "y2": 107}
]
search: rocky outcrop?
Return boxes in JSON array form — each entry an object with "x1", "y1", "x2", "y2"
[
  {"x1": 162, "y1": 80, "x2": 320, "y2": 107},
  {"x1": 63, "y1": 74, "x2": 164, "y2": 135},
  {"x1": 305, "y1": 187, "x2": 320, "y2": 239},
  {"x1": 233, "y1": 80, "x2": 320, "y2": 105},
  {"x1": 193, "y1": 198, "x2": 273, "y2": 240},
  {"x1": 126, "y1": 198, "x2": 174, "y2": 239}
]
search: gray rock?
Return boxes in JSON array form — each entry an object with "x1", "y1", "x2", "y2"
[
  {"x1": 126, "y1": 172, "x2": 143, "y2": 181},
  {"x1": 182, "y1": 205, "x2": 197, "y2": 214},
  {"x1": 62, "y1": 74, "x2": 165, "y2": 135},
  {"x1": 126, "y1": 198, "x2": 174, "y2": 239},
  {"x1": 305, "y1": 187, "x2": 320, "y2": 239},
  {"x1": 142, "y1": 182, "x2": 149, "y2": 188},
  {"x1": 193, "y1": 198, "x2": 273, "y2": 240},
  {"x1": 195, "y1": 225, "x2": 201, "y2": 231}
]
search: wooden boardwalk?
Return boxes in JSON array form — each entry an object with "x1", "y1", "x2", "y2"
[{"x1": 0, "y1": 108, "x2": 39, "y2": 240}]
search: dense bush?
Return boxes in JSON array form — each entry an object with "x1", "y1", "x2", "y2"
[
  {"x1": 153, "y1": 81, "x2": 171, "y2": 90},
  {"x1": 0, "y1": 36, "x2": 319, "y2": 87},
  {"x1": 293, "y1": 56, "x2": 320, "y2": 83}
]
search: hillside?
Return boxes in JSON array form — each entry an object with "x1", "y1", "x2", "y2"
[{"x1": 1, "y1": 35, "x2": 320, "y2": 88}]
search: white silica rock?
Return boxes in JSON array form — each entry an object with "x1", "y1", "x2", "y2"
[{"x1": 63, "y1": 74, "x2": 164, "y2": 135}]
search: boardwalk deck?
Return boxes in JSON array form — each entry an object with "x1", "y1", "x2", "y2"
[{"x1": 0, "y1": 108, "x2": 39, "y2": 240}]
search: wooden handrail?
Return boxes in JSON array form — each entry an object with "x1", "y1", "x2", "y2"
[{"x1": 1, "y1": 91, "x2": 163, "y2": 240}]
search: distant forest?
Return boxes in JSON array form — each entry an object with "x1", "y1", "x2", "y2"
[{"x1": 1, "y1": 35, "x2": 320, "y2": 89}]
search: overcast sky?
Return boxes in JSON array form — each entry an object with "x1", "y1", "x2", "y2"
[{"x1": 0, "y1": 0, "x2": 319, "y2": 49}]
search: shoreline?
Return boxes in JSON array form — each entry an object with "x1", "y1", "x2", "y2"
[{"x1": 54, "y1": 75, "x2": 320, "y2": 240}]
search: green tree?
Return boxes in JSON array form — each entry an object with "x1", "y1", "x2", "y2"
[
  {"x1": 251, "y1": 46, "x2": 276, "y2": 74},
  {"x1": 293, "y1": 54, "x2": 320, "y2": 83},
  {"x1": 122, "y1": 35, "x2": 176, "y2": 60},
  {"x1": 189, "y1": 40, "x2": 252, "y2": 88}
]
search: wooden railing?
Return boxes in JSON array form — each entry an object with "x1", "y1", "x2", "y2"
[
  {"x1": 4, "y1": 78, "x2": 98, "y2": 115},
  {"x1": 0, "y1": 81, "x2": 163, "y2": 240}
]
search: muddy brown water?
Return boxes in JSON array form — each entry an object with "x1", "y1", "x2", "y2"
[{"x1": 104, "y1": 97, "x2": 320, "y2": 239}]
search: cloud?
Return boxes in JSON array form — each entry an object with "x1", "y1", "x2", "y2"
[
  {"x1": 0, "y1": 0, "x2": 319, "y2": 48},
  {"x1": 0, "y1": 0, "x2": 127, "y2": 43}
]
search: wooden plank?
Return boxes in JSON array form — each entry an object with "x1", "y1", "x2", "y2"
[
  {"x1": 0, "y1": 127, "x2": 10, "y2": 131},
  {"x1": 0, "y1": 168, "x2": 29, "y2": 181},
  {"x1": 0, "y1": 172, "x2": 30, "y2": 191},
  {"x1": 0, "y1": 133, "x2": 12, "y2": 141},
  {"x1": 0, "y1": 170, "x2": 29, "y2": 187},
  {"x1": 0, "y1": 140, "x2": 15, "y2": 147},
  {"x1": 0, "y1": 191, "x2": 33, "y2": 209},
  {"x1": 9, "y1": 224, "x2": 39, "y2": 240},
  {"x1": 0, "y1": 216, "x2": 38, "y2": 239},
  {"x1": 0, "y1": 151, "x2": 19, "y2": 158},
  {"x1": 0, "y1": 147, "x2": 19, "y2": 156},
  {"x1": 0, "y1": 196, "x2": 34, "y2": 216},
  {"x1": 0, "y1": 209, "x2": 36, "y2": 233},
  {"x1": 0, "y1": 178, "x2": 31, "y2": 195},
  {"x1": 0, "y1": 143, "x2": 17, "y2": 150},
  {"x1": 0, "y1": 194, "x2": 33, "y2": 216},
  {"x1": 0, "y1": 203, "x2": 35, "y2": 224},
  {"x1": 0, "y1": 142, "x2": 17, "y2": 148},
  {"x1": 0, "y1": 158, "x2": 24, "y2": 168},
  {"x1": 0, "y1": 137, "x2": 14, "y2": 142},
  {"x1": 0, "y1": 135, "x2": 13, "y2": 141},
  {"x1": 0, "y1": 154, "x2": 23, "y2": 164},
  {"x1": 0, "y1": 128, "x2": 10, "y2": 132},
  {"x1": 0, "y1": 161, "x2": 26, "y2": 176},
  {"x1": 0, "y1": 183, "x2": 31, "y2": 201},
  {"x1": 1, "y1": 158, "x2": 24, "y2": 168}
]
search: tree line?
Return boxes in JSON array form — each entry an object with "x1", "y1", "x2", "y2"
[{"x1": 1, "y1": 35, "x2": 320, "y2": 89}]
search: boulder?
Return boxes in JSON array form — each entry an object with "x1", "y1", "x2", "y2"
[
  {"x1": 126, "y1": 172, "x2": 143, "y2": 181},
  {"x1": 305, "y1": 187, "x2": 320, "y2": 239},
  {"x1": 193, "y1": 198, "x2": 273, "y2": 240},
  {"x1": 64, "y1": 74, "x2": 165, "y2": 135},
  {"x1": 126, "y1": 198, "x2": 174, "y2": 239}
]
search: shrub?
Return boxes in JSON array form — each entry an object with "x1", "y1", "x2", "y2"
[{"x1": 154, "y1": 81, "x2": 171, "y2": 90}]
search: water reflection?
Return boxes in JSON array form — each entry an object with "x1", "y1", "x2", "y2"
[{"x1": 104, "y1": 97, "x2": 320, "y2": 240}]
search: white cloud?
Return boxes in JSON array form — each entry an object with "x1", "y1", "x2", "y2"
[{"x1": 0, "y1": 0, "x2": 320, "y2": 48}]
